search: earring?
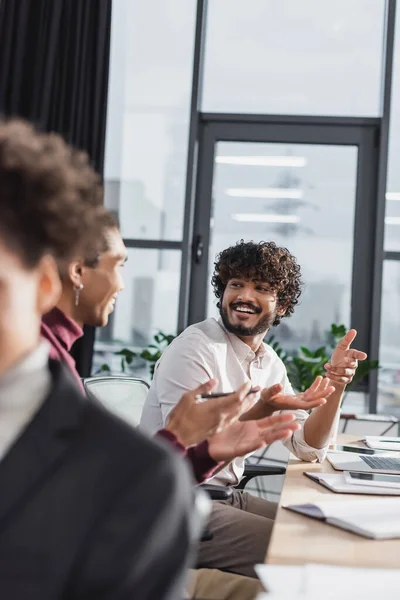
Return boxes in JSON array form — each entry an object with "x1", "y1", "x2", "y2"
[{"x1": 74, "y1": 283, "x2": 84, "y2": 306}]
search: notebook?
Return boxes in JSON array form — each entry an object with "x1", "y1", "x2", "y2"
[
  {"x1": 283, "y1": 497, "x2": 400, "y2": 538},
  {"x1": 304, "y1": 471, "x2": 400, "y2": 495},
  {"x1": 365, "y1": 436, "x2": 400, "y2": 452},
  {"x1": 255, "y1": 564, "x2": 400, "y2": 599}
]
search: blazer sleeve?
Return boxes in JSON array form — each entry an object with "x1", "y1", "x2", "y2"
[{"x1": 67, "y1": 452, "x2": 201, "y2": 600}]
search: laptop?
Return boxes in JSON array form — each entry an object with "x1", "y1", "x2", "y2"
[{"x1": 327, "y1": 452, "x2": 400, "y2": 474}]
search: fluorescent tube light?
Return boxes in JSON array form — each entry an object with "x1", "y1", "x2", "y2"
[
  {"x1": 226, "y1": 188, "x2": 304, "y2": 199},
  {"x1": 215, "y1": 156, "x2": 306, "y2": 167},
  {"x1": 386, "y1": 192, "x2": 400, "y2": 201},
  {"x1": 232, "y1": 214, "x2": 300, "y2": 224},
  {"x1": 385, "y1": 216, "x2": 400, "y2": 225}
]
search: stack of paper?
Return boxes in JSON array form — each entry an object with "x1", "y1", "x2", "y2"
[
  {"x1": 255, "y1": 564, "x2": 400, "y2": 599},
  {"x1": 365, "y1": 436, "x2": 400, "y2": 452}
]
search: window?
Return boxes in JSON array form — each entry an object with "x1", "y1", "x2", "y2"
[
  {"x1": 203, "y1": 0, "x2": 385, "y2": 116},
  {"x1": 104, "y1": 0, "x2": 197, "y2": 241},
  {"x1": 378, "y1": 261, "x2": 400, "y2": 417},
  {"x1": 94, "y1": 248, "x2": 182, "y2": 378}
]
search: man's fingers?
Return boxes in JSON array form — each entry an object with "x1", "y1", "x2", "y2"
[
  {"x1": 299, "y1": 398, "x2": 327, "y2": 409},
  {"x1": 304, "y1": 379, "x2": 333, "y2": 400},
  {"x1": 257, "y1": 412, "x2": 296, "y2": 430},
  {"x1": 260, "y1": 423, "x2": 301, "y2": 444},
  {"x1": 338, "y1": 329, "x2": 357, "y2": 350},
  {"x1": 192, "y1": 379, "x2": 218, "y2": 398},
  {"x1": 261, "y1": 383, "x2": 283, "y2": 401},
  {"x1": 348, "y1": 349, "x2": 367, "y2": 361},
  {"x1": 308, "y1": 375, "x2": 323, "y2": 393},
  {"x1": 236, "y1": 380, "x2": 253, "y2": 401},
  {"x1": 325, "y1": 358, "x2": 359, "y2": 370},
  {"x1": 326, "y1": 367, "x2": 355, "y2": 377}
]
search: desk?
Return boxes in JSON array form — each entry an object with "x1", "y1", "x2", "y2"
[{"x1": 266, "y1": 434, "x2": 400, "y2": 568}]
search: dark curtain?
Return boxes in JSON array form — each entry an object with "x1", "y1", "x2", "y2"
[{"x1": 0, "y1": 0, "x2": 112, "y2": 377}]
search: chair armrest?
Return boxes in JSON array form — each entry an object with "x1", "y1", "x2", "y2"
[
  {"x1": 199, "y1": 483, "x2": 233, "y2": 501},
  {"x1": 244, "y1": 463, "x2": 286, "y2": 477},
  {"x1": 236, "y1": 463, "x2": 286, "y2": 490}
]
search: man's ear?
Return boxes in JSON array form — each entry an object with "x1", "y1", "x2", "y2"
[
  {"x1": 67, "y1": 259, "x2": 85, "y2": 288},
  {"x1": 277, "y1": 303, "x2": 288, "y2": 317},
  {"x1": 36, "y1": 255, "x2": 62, "y2": 315}
]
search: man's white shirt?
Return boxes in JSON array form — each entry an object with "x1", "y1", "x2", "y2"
[{"x1": 140, "y1": 317, "x2": 328, "y2": 485}]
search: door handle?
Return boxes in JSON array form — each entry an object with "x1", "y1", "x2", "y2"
[{"x1": 193, "y1": 234, "x2": 204, "y2": 264}]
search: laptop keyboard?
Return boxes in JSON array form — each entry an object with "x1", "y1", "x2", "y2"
[{"x1": 362, "y1": 456, "x2": 400, "y2": 470}]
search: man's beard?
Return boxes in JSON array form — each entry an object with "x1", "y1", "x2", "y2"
[{"x1": 220, "y1": 303, "x2": 276, "y2": 337}]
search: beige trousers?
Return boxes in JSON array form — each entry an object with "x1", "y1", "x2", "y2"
[
  {"x1": 196, "y1": 490, "x2": 277, "y2": 579},
  {"x1": 187, "y1": 568, "x2": 263, "y2": 600}
]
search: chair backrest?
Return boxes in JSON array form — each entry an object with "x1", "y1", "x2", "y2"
[{"x1": 83, "y1": 376, "x2": 150, "y2": 427}]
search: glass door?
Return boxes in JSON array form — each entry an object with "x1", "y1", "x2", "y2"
[{"x1": 188, "y1": 120, "x2": 378, "y2": 354}]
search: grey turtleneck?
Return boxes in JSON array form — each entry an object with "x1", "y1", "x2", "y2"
[{"x1": 0, "y1": 342, "x2": 51, "y2": 461}]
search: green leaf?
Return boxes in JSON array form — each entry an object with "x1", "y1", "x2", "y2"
[{"x1": 300, "y1": 346, "x2": 314, "y2": 358}]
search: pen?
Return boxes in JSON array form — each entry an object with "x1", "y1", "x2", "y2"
[{"x1": 195, "y1": 388, "x2": 259, "y2": 400}]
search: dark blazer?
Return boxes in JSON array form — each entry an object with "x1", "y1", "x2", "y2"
[{"x1": 0, "y1": 360, "x2": 199, "y2": 599}]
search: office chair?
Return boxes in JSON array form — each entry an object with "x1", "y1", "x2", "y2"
[{"x1": 83, "y1": 376, "x2": 150, "y2": 428}]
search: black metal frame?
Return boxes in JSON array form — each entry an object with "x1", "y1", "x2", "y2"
[{"x1": 368, "y1": 0, "x2": 397, "y2": 412}]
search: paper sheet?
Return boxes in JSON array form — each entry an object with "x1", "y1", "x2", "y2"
[{"x1": 255, "y1": 564, "x2": 400, "y2": 599}]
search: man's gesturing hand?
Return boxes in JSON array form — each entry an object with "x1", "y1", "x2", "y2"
[
  {"x1": 165, "y1": 380, "x2": 259, "y2": 448},
  {"x1": 324, "y1": 329, "x2": 367, "y2": 386},
  {"x1": 258, "y1": 376, "x2": 335, "y2": 416},
  {"x1": 208, "y1": 412, "x2": 300, "y2": 462}
]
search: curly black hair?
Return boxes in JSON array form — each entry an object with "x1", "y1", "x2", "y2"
[
  {"x1": 211, "y1": 240, "x2": 303, "y2": 326},
  {"x1": 0, "y1": 118, "x2": 108, "y2": 269}
]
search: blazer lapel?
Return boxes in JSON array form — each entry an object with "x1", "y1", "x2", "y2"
[{"x1": 0, "y1": 361, "x2": 85, "y2": 533}]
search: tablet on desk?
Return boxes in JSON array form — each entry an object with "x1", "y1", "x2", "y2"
[{"x1": 344, "y1": 471, "x2": 400, "y2": 489}]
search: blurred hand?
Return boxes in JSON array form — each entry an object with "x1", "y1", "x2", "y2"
[
  {"x1": 258, "y1": 376, "x2": 335, "y2": 416},
  {"x1": 165, "y1": 380, "x2": 259, "y2": 448},
  {"x1": 324, "y1": 329, "x2": 367, "y2": 386},
  {"x1": 208, "y1": 412, "x2": 300, "y2": 462}
]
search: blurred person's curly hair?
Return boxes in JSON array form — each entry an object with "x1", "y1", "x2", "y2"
[
  {"x1": 211, "y1": 240, "x2": 303, "y2": 326},
  {"x1": 0, "y1": 118, "x2": 109, "y2": 268}
]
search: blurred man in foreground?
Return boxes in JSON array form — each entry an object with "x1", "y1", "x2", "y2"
[{"x1": 0, "y1": 119, "x2": 200, "y2": 599}]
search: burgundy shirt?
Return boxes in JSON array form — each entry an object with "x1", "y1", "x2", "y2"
[
  {"x1": 40, "y1": 307, "x2": 220, "y2": 483},
  {"x1": 157, "y1": 430, "x2": 220, "y2": 484},
  {"x1": 40, "y1": 307, "x2": 84, "y2": 392}
]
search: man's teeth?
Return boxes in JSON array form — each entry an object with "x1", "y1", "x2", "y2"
[{"x1": 235, "y1": 307, "x2": 255, "y2": 314}]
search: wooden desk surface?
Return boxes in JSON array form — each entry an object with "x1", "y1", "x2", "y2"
[{"x1": 266, "y1": 434, "x2": 400, "y2": 569}]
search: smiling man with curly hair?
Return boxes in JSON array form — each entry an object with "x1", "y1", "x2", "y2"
[
  {"x1": 213, "y1": 240, "x2": 302, "y2": 334},
  {"x1": 141, "y1": 238, "x2": 366, "y2": 579}
]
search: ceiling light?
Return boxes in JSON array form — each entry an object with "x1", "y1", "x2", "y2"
[
  {"x1": 386, "y1": 192, "x2": 400, "y2": 201},
  {"x1": 232, "y1": 214, "x2": 300, "y2": 224},
  {"x1": 215, "y1": 156, "x2": 306, "y2": 167},
  {"x1": 226, "y1": 188, "x2": 304, "y2": 199},
  {"x1": 385, "y1": 216, "x2": 400, "y2": 225}
]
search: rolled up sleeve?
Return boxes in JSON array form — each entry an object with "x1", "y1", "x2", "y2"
[{"x1": 281, "y1": 409, "x2": 328, "y2": 463}]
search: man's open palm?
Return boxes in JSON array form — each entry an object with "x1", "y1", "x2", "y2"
[
  {"x1": 260, "y1": 376, "x2": 335, "y2": 414},
  {"x1": 208, "y1": 413, "x2": 300, "y2": 462}
]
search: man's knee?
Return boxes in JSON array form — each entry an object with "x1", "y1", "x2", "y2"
[{"x1": 196, "y1": 501, "x2": 274, "y2": 578}]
